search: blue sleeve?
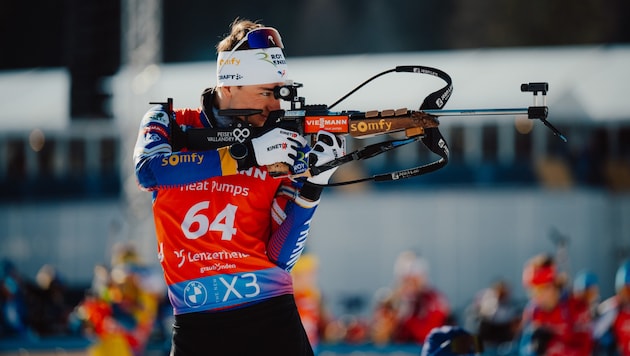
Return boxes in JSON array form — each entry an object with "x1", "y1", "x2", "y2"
[
  {"x1": 518, "y1": 303, "x2": 536, "y2": 356},
  {"x1": 266, "y1": 183, "x2": 319, "y2": 271},
  {"x1": 518, "y1": 324, "x2": 535, "y2": 356},
  {"x1": 133, "y1": 106, "x2": 225, "y2": 190}
]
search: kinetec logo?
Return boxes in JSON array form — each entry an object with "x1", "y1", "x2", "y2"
[{"x1": 266, "y1": 142, "x2": 287, "y2": 151}]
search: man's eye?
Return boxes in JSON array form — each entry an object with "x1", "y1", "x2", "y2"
[{"x1": 261, "y1": 92, "x2": 272, "y2": 97}]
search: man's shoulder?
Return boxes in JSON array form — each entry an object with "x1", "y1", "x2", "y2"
[{"x1": 175, "y1": 107, "x2": 203, "y2": 126}]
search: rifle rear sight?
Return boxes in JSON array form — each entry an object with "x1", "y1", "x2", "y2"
[{"x1": 273, "y1": 82, "x2": 306, "y2": 110}]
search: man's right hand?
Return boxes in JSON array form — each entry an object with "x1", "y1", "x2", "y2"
[{"x1": 250, "y1": 128, "x2": 307, "y2": 167}]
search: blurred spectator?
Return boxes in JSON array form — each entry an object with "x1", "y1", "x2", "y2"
[
  {"x1": 322, "y1": 317, "x2": 347, "y2": 344},
  {"x1": 0, "y1": 259, "x2": 34, "y2": 339},
  {"x1": 370, "y1": 287, "x2": 398, "y2": 345},
  {"x1": 90, "y1": 264, "x2": 110, "y2": 300},
  {"x1": 421, "y1": 325, "x2": 483, "y2": 356},
  {"x1": 593, "y1": 260, "x2": 630, "y2": 356},
  {"x1": 392, "y1": 251, "x2": 452, "y2": 344},
  {"x1": 73, "y1": 242, "x2": 163, "y2": 356},
  {"x1": 321, "y1": 313, "x2": 370, "y2": 345},
  {"x1": 572, "y1": 269, "x2": 600, "y2": 318},
  {"x1": 519, "y1": 253, "x2": 593, "y2": 356},
  {"x1": 369, "y1": 251, "x2": 452, "y2": 345},
  {"x1": 110, "y1": 242, "x2": 166, "y2": 300},
  {"x1": 30, "y1": 264, "x2": 73, "y2": 336},
  {"x1": 464, "y1": 279, "x2": 521, "y2": 346},
  {"x1": 74, "y1": 290, "x2": 135, "y2": 356},
  {"x1": 291, "y1": 253, "x2": 329, "y2": 352},
  {"x1": 343, "y1": 315, "x2": 370, "y2": 344}
]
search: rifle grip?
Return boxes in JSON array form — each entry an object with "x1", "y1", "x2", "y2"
[{"x1": 267, "y1": 163, "x2": 291, "y2": 177}]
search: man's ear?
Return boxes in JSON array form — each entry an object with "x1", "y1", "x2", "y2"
[
  {"x1": 217, "y1": 86, "x2": 233, "y2": 99},
  {"x1": 215, "y1": 86, "x2": 234, "y2": 108}
]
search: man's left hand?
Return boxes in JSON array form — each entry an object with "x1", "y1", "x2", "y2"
[{"x1": 306, "y1": 130, "x2": 346, "y2": 185}]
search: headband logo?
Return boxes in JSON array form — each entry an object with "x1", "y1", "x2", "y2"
[
  {"x1": 256, "y1": 52, "x2": 287, "y2": 67},
  {"x1": 218, "y1": 74, "x2": 243, "y2": 81},
  {"x1": 217, "y1": 48, "x2": 288, "y2": 86},
  {"x1": 219, "y1": 58, "x2": 241, "y2": 66}
]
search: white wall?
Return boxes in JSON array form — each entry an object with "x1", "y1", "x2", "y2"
[
  {"x1": 2, "y1": 189, "x2": 628, "y2": 320},
  {"x1": 306, "y1": 188, "x2": 627, "y2": 317}
]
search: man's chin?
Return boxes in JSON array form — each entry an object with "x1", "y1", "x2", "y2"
[{"x1": 249, "y1": 116, "x2": 267, "y2": 127}]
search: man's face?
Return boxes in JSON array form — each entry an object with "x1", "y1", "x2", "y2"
[
  {"x1": 221, "y1": 83, "x2": 283, "y2": 127},
  {"x1": 529, "y1": 283, "x2": 560, "y2": 310}
]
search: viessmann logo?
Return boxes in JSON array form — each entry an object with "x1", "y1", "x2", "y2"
[{"x1": 304, "y1": 116, "x2": 349, "y2": 134}]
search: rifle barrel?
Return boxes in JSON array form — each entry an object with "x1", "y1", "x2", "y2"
[{"x1": 422, "y1": 108, "x2": 529, "y2": 117}]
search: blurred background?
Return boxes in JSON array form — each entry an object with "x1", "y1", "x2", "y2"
[{"x1": 1, "y1": 0, "x2": 630, "y2": 354}]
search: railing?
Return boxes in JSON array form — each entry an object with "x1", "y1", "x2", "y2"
[
  {"x1": 0, "y1": 337, "x2": 520, "y2": 356},
  {"x1": 0, "y1": 123, "x2": 121, "y2": 202}
]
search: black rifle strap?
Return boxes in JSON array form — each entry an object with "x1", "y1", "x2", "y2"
[
  {"x1": 312, "y1": 65, "x2": 452, "y2": 186},
  {"x1": 317, "y1": 128, "x2": 448, "y2": 187}
]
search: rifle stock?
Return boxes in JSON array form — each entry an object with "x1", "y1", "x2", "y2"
[{"x1": 170, "y1": 107, "x2": 441, "y2": 152}]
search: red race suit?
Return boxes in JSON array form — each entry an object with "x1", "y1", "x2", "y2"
[
  {"x1": 134, "y1": 103, "x2": 318, "y2": 315},
  {"x1": 519, "y1": 295, "x2": 593, "y2": 356}
]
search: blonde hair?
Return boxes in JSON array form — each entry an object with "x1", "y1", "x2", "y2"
[{"x1": 216, "y1": 18, "x2": 263, "y2": 52}]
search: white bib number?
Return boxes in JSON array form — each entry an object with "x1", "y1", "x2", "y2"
[{"x1": 181, "y1": 201, "x2": 238, "y2": 240}]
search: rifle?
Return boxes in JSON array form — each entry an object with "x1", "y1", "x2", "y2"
[{"x1": 152, "y1": 65, "x2": 565, "y2": 186}]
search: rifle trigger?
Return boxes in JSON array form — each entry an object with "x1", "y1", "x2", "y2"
[{"x1": 406, "y1": 127, "x2": 424, "y2": 137}]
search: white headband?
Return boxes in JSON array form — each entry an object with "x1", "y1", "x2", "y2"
[{"x1": 216, "y1": 47, "x2": 289, "y2": 86}]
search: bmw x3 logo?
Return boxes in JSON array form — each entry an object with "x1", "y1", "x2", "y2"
[{"x1": 183, "y1": 281, "x2": 207, "y2": 308}]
